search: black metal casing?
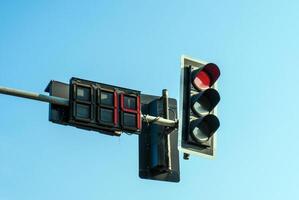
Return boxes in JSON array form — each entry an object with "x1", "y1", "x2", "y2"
[
  {"x1": 45, "y1": 80, "x2": 70, "y2": 125},
  {"x1": 139, "y1": 94, "x2": 180, "y2": 182}
]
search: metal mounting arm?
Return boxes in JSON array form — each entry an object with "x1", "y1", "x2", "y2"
[{"x1": 0, "y1": 86, "x2": 178, "y2": 128}]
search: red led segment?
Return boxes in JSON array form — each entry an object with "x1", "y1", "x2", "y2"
[
  {"x1": 137, "y1": 96, "x2": 140, "y2": 129},
  {"x1": 113, "y1": 91, "x2": 118, "y2": 126}
]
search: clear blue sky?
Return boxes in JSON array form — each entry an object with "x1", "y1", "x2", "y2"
[{"x1": 0, "y1": 0, "x2": 298, "y2": 199}]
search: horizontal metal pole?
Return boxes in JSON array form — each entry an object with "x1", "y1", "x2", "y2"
[
  {"x1": 0, "y1": 85, "x2": 178, "y2": 128},
  {"x1": 0, "y1": 86, "x2": 69, "y2": 106},
  {"x1": 142, "y1": 115, "x2": 178, "y2": 128}
]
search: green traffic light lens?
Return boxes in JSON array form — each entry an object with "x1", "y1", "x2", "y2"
[
  {"x1": 191, "y1": 121, "x2": 210, "y2": 142},
  {"x1": 190, "y1": 115, "x2": 220, "y2": 144}
]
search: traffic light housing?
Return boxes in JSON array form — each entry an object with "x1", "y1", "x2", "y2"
[{"x1": 178, "y1": 56, "x2": 221, "y2": 158}]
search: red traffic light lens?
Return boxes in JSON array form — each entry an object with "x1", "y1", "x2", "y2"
[
  {"x1": 193, "y1": 70, "x2": 211, "y2": 90},
  {"x1": 192, "y1": 63, "x2": 220, "y2": 90}
]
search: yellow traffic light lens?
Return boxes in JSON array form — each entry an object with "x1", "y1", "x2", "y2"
[{"x1": 191, "y1": 89, "x2": 220, "y2": 116}]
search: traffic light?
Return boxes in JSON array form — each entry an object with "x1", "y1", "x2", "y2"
[
  {"x1": 179, "y1": 56, "x2": 221, "y2": 158},
  {"x1": 45, "y1": 77, "x2": 142, "y2": 136}
]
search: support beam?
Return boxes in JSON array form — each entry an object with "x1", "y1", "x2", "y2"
[
  {"x1": 0, "y1": 86, "x2": 69, "y2": 106},
  {"x1": 0, "y1": 85, "x2": 178, "y2": 128}
]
